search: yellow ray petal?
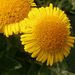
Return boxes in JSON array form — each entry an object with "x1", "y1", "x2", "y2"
[
  {"x1": 62, "y1": 16, "x2": 68, "y2": 22},
  {"x1": 50, "y1": 54, "x2": 53, "y2": 66},
  {"x1": 25, "y1": 41, "x2": 37, "y2": 50},
  {"x1": 42, "y1": 52, "x2": 47, "y2": 63},
  {"x1": 15, "y1": 23, "x2": 19, "y2": 34},
  {"x1": 58, "y1": 52, "x2": 63, "y2": 62},
  {"x1": 39, "y1": 7, "x2": 47, "y2": 16},
  {"x1": 12, "y1": 24, "x2": 16, "y2": 34},
  {"x1": 22, "y1": 40, "x2": 35, "y2": 45},
  {"x1": 22, "y1": 28, "x2": 32, "y2": 33},
  {"x1": 62, "y1": 49, "x2": 69, "y2": 57},
  {"x1": 67, "y1": 39, "x2": 75, "y2": 43},
  {"x1": 28, "y1": 0, "x2": 34, "y2": 3},
  {"x1": 68, "y1": 36, "x2": 75, "y2": 40},
  {"x1": 21, "y1": 34, "x2": 35, "y2": 42},
  {"x1": 38, "y1": 51, "x2": 46, "y2": 62},
  {"x1": 28, "y1": 45, "x2": 41, "y2": 53},
  {"x1": 66, "y1": 25, "x2": 72, "y2": 29},
  {"x1": 46, "y1": 54, "x2": 50, "y2": 66},
  {"x1": 59, "y1": 11, "x2": 65, "y2": 19},
  {"x1": 53, "y1": 7, "x2": 57, "y2": 16},
  {"x1": 36, "y1": 50, "x2": 44, "y2": 61},
  {"x1": 21, "y1": 34, "x2": 34, "y2": 37},
  {"x1": 45, "y1": 7, "x2": 50, "y2": 15},
  {"x1": 54, "y1": 53, "x2": 58, "y2": 63},
  {"x1": 4, "y1": 25, "x2": 9, "y2": 37},
  {"x1": 56, "y1": 7, "x2": 60, "y2": 17},
  {"x1": 64, "y1": 45, "x2": 71, "y2": 53},
  {"x1": 31, "y1": 3, "x2": 36, "y2": 7},
  {"x1": 7, "y1": 25, "x2": 12, "y2": 35},
  {"x1": 66, "y1": 43, "x2": 74, "y2": 47},
  {"x1": 49, "y1": 3, "x2": 53, "y2": 15},
  {"x1": 29, "y1": 8, "x2": 40, "y2": 19},
  {"x1": 31, "y1": 48, "x2": 41, "y2": 58},
  {"x1": 28, "y1": 11, "x2": 37, "y2": 20}
]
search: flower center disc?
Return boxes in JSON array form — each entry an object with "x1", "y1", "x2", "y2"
[
  {"x1": 33, "y1": 16, "x2": 68, "y2": 53},
  {"x1": 0, "y1": 0, "x2": 31, "y2": 25}
]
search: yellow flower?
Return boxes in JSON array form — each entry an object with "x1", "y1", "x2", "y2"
[
  {"x1": 0, "y1": 0, "x2": 36, "y2": 37},
  {"x1": 21, "y1": 3, "x2": 75, "y2": 66}
]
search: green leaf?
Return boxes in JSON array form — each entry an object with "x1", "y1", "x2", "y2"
[
  {"x1": 6, "y1": 46, "x2": 17, "y2": 58},
  {"x1": 57, "y1": 0, "x2": 72, "y2": 11},
  {"x1": 27, "y1": 64, "x2": 40, "y2": 75},
  {"x1": 50, "y1": 70, "x2": 57, "y2": 75},
  {"x1": 1, "y1": 71, "x2": 21, "y2": 75},
  {"x1": 0, "y1": 57, "x2": 22, "y2": 71},
  {"x1": 1, "y1": 71, "x2": 9, "y2": 75},
  {"x1": 66, "y1": 45, "x2": 75, "y2": 73},
  {"x1": 38, "y1": 64, "x2": 50, "y2": 75},
  {"x1": 38, "y1": 63, "x2": 59, "y2": 75},
  {"x1": 1, "y1": 61, "x2": 31, "y2": 75},
  {"x1": 0, "y1": 50, "x2": 7, "y2": 58},
  {"x1": 8, "y1": 35, "x2": 24, "y2": 53},
  {"x1": 9, "y1": 71, "x2": 21, "y2": 75},
  {"x1": 7, "y1": 71, "x2": 21, "y2": 75},
  {"x1": 17, "y1": 61, "x2": 31, "y2": 75},
  {"x1": 0, "y1": 70, "x2": 3, "y2": 75},
  {"x1": 0, "y1": 46, "x2": 17, "y2": 59},
  {"x1": 0, "y1": 34, "x2": 7, "y2": 52},
  {"x1": 59, "y1": 60, "x2": 68, "y2": 70}
]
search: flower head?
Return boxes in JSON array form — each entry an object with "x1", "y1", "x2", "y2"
[
  {"x1": 0, "y1": 0, "x2": 36, "y2": 37},
  {"x1": 21, "y1": 3, "x2": 75, "y2": 66}
]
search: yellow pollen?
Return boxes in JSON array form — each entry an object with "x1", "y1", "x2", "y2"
[
  {"x1": 33, "y1": 16, "x2": 68, "y2": 53},
  {"x1": 0, "y1": 0, "x2": 31, "y2": 25}
]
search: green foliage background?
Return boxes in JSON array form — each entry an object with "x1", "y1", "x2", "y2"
[{"x1": 0, "y1": 0, "x2": 75, "y2": 75}]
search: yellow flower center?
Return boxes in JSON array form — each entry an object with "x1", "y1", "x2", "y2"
[
  {"x1": 0, "y1": 0, "x2": 31, "y2": 25},
  {"x1": 33, "y1": 16, "x2": 68, "y2": 53}
]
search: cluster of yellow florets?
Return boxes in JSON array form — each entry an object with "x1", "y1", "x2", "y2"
[
  {"x1": 33, "y1": 16, "x2": 68, "y2": 53},
  {"x1": 0, "y1": 0, "x2": 31, "y2": 25}
]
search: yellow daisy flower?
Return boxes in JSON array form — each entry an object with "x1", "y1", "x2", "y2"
[
  {"x1": 0, "y1": 0, "x2": 36, "y2": 37},
  {"x1": 21, "y1": 3, "x2": 75, "y2": 66}
]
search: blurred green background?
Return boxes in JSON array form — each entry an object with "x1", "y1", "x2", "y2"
[{"x1": 0, "y1": 0, "x2": 75, "y2": 75}]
